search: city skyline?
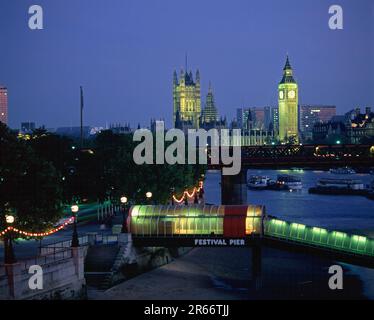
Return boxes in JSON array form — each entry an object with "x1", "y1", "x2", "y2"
[
  {"x1": 1, "y1": 1, "x2": 374, "y2": 303},
  {"x1": 0, "y1": 0, "x2": 373, "y2": 129}
]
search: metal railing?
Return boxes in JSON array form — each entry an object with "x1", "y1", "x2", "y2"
[
  {"x1": 21, "y1": 248, "x2": 73, "y2": 271},
  {"x1": 92, "y1": 234, "x2": 118, "y2": 244},
  {"x1": 40, "y1": 235, "x2": 89, "y2": 254},
  {"x1": 0, "y1": 233, "x2": 120, "y2": 275},
  {"x1": 39, "y1": 234, "x2": 119, "y2": 255},
  {"x1": 0, "y1": 248, "x2": 74, "y2": 273}
]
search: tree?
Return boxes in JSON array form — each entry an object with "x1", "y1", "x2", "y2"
[
  {"x1": 28, "y1": 128, "x2": 73, "y2": 174},
  {"x1": 94, "y1": 130, "x2": 204, "y2": 205},
  {"x1": 0, "y1": 123, "x2": 63, "y2": 234}
]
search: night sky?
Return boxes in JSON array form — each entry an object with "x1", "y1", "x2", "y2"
[{"x1": 0, "y1": 0, "x2": 373, "y2": 129}]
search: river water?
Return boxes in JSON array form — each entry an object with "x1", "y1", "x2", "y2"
[{"x1": 204, "y1": 169, "x2": 374, "y2": 298}]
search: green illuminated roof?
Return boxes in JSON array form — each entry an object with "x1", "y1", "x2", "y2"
[{"x1": 265, "y1": 218, "x2": 374, "y2": 257}]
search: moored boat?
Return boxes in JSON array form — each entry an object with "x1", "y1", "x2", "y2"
[
  {"x1": 275, "y1": 175, "x2": 302, "y2": 190},
  {"x1": 309, "y1": 178, "x2": 369, "y2": 196},
  {"x1": 247, "y1": 176, "x2": 271, "y2": 190},
  {"x1": 316, "y1": 178, "x2": 365, "y2": 190}
]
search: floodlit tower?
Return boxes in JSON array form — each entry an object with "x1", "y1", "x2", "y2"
[
  {"x1": 278, "y1": 56, "x2": 299, "y2": 143},
  {"x1": 173, "y1": 67, "x2": 201, "y2": 129}
]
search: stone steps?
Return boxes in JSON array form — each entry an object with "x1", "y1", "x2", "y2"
[
  {"x1": 85, "y1": 272, "x2": 113, "y2": 290},
  {"x1": 84, "y1": 244, "x2": 120, "y2": 289}
]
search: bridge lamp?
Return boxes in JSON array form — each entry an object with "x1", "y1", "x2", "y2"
[
  {"x1": 336, "y1": 140, "x2": 341, "y2": 145},
  {"x1": 70, "y1": 205, "x2": 79, "y2": 247}
]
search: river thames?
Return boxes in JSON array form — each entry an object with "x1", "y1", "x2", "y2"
[{"x1": 204, "y1": 169, "x2": 374, "y2": 299}]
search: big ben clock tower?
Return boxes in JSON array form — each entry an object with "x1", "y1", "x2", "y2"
[{"x1": 278, "y1": 56, "x2": 299, "y2": 143}]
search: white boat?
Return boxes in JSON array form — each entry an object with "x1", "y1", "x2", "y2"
[
  {"x1": 276, "y1": 175, "x2": 302, "y2": 190},
  {"x1": 329, "y1": 167, "x2": 356, "y2": 174},
  {"x1": 247, "y1": 176, "x2": 271, "y2": 189}
]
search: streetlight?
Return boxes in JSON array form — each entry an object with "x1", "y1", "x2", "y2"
[
  {"x1": 146, "y1": 192, "x2": 152, "y2": 204},
  {"x1": 5, "y1": 215, "x2": 15, "y2": 224},
  {"x1": 146, "y1": 192, "x2": 152, "y2": 198},
  {"x1": 120, "y1": 196, "x2": 128, "y2": 204},
  {"x1": 120, "y1": 196, "x2": 128, "y2": 233},
  {"x1": 71, "y1": 205, "x2": 79, "y2": 247},
  {"x1": 4, "y1": 215, "x2": 16, "y2": 264}
]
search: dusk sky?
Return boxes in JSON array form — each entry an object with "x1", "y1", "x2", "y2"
[{"x1": 0, "y1": 0, "x2": 373, "y2": 129}]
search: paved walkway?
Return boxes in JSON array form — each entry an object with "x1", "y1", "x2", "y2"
[{"x1": 90, "y1": 246, "x2": 367, "y2": 300}]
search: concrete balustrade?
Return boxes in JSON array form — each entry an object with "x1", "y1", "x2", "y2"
[{"x1": 0, "y1": 246, "x2": 87, "y2": 300}]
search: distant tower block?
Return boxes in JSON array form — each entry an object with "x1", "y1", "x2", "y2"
[
  {"x1": 0, "y1": 86, "x2": 8, "y2": 125},
  {"x1": 278, "y1": 56, "x2": 299, "y2": 143},
  {"x1": 173, "y1": 67, "x2": 201, "y2": 129}
]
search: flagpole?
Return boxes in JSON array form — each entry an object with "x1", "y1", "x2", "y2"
[{"x1": 80, "y1": 86, "x2": 84, "y2": 149}]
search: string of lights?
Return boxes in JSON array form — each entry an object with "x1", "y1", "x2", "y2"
[
  {"x1": 0, "y1": 217, "x2": 74, "y2": 237},
  {"x1": 172, "y1": 181, "x2": 204, "y2": 204}
]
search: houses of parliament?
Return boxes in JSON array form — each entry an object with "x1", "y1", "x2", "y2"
[
  {"x1": 172, "y1": 56, "x2": 299, "y2": 144},
  {"x1": 173, "y1": 68, "x2": 225, "y2": 132}
]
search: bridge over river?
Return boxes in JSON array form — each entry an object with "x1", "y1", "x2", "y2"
[{"x1": 206, "y1": 144, "x2": 374, "y2": 204}]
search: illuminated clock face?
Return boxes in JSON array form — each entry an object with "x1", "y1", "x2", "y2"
[
  {"x1": 288, "y1": 90, "x2": 296, "y2": 99},
  {"x1": 279, "y1": 91, "x2": 284, "y2": 99}
]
